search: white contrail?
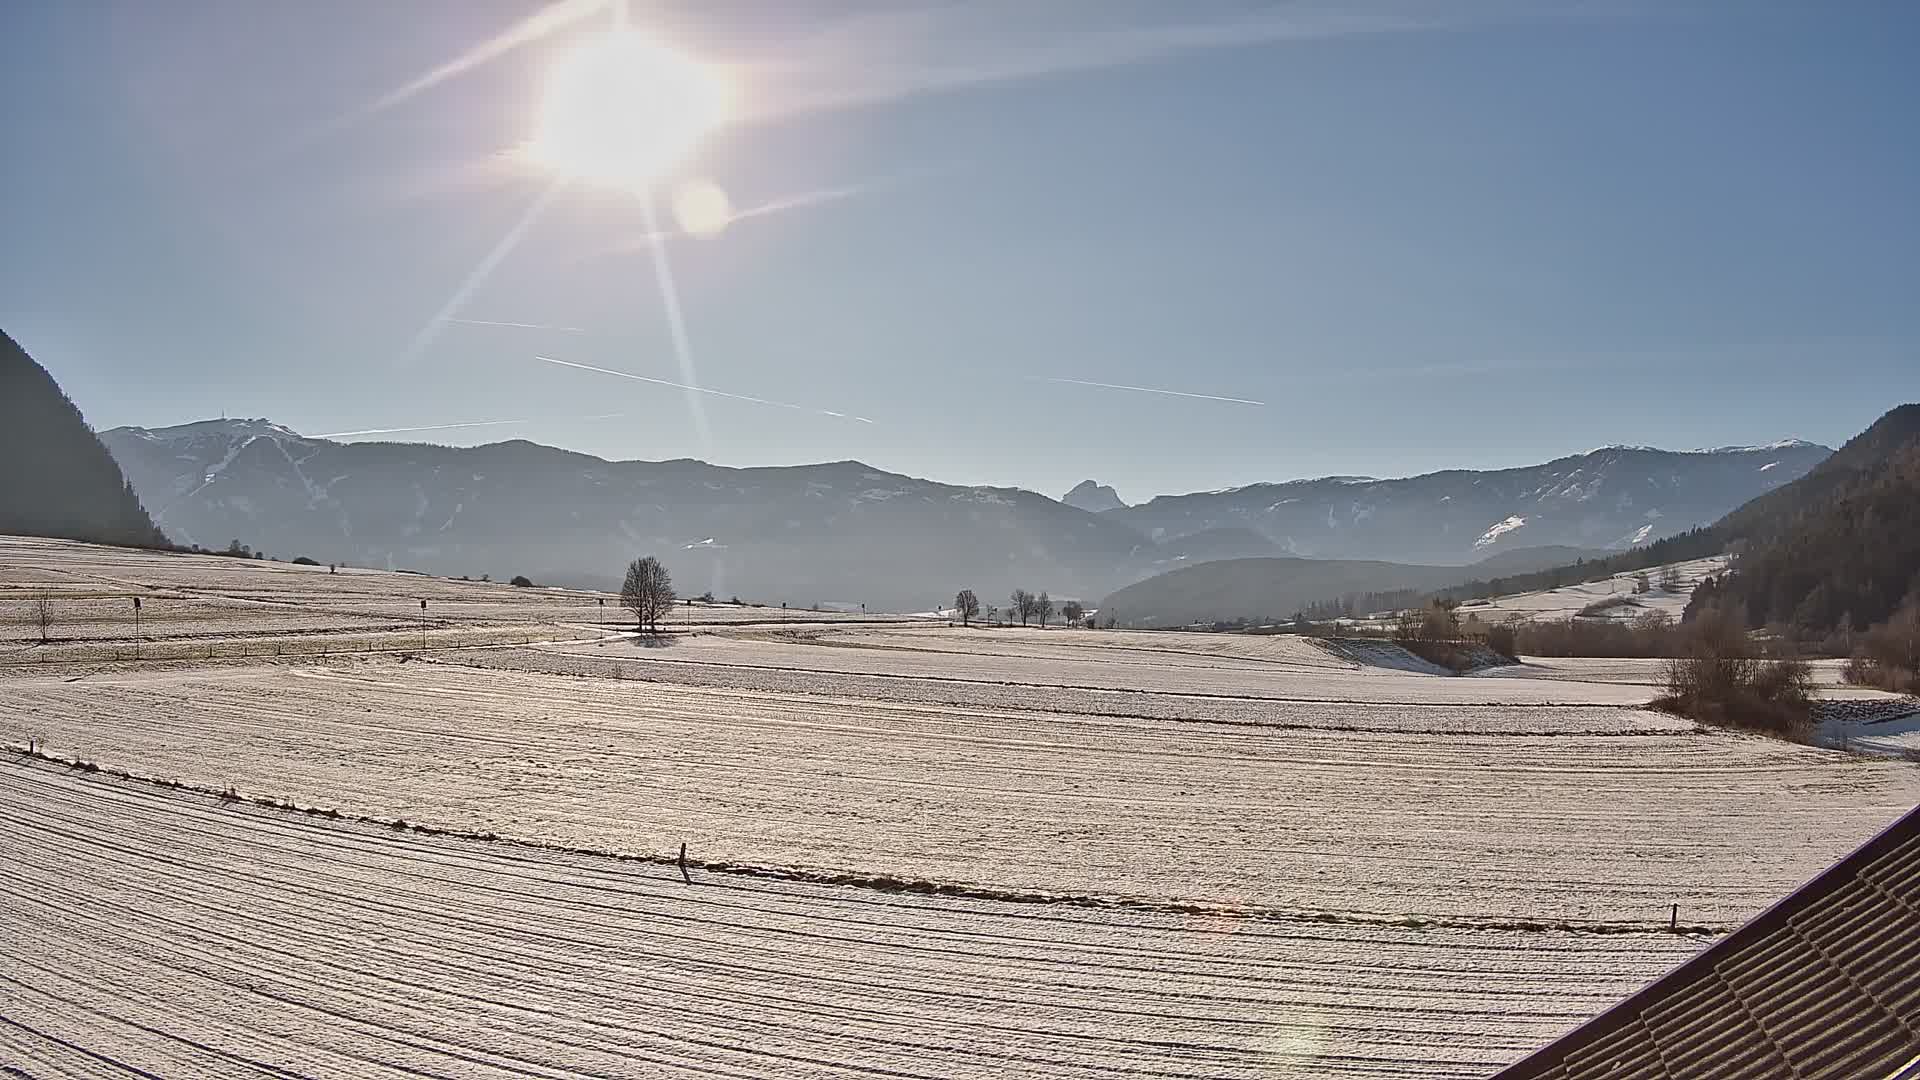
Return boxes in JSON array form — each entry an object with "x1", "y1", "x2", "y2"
[
  {"x1": 399, "y1": 176, "x2": 569, "y2": 366},
  {"x1": 312, "y1": 410, "x2": 631, "y2": 440},
  {"x1": 637, "y1": 195, "x2": 712, "y2": 453},
  {"x1": 746, "y1": 7, "x2": 1435, "y2": 124},
  {"x1": 1039, "y1": 376, "x2": 1264, "y2": 407},
  {"x1": 444, "y1": 317, "x2": 588, "y2": 333},
  {"x1": 312, "y1": 419, "x2": 530, "y2": 439},
  {"x1": 276, "y1": 0, "x2": 610, "y2": 154},
  {"x1": 362, "y1": 0, "x2": 609, "y2": 118},
  {"x1": 536, "y1": 355, "x2": 874, "y2": 424},
  {"x1": 729, "y1": 182, "x2": 875, "y2": 224},
  {"x1": 577, "y1": 180, "x2": 886, "y2": 262}
]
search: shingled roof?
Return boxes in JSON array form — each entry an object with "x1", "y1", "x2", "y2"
[{"x1": 1490, "y1": 804, "x2": 1920, "y2": 1080}]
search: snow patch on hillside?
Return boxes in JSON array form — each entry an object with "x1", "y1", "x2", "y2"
[{"x1": 1474, "y1": 515, "x2": 1527, "y2": 548}]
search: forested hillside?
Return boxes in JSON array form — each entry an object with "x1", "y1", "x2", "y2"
[
  {"x1": 1691, "y1": 405, "x2": 1920, "y2": 635},
  {"x1": 0, "y1": 331, "x2": 166, "y2": 549}
]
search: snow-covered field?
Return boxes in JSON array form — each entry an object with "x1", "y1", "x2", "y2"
[
  {"x1": 553, "y1": 631, "x2": 1660, "y2": 705},
  {"x1": 5, "y1": 536, "x2": 1919, "y2": 1079},
  {"x1": 0, "y1": 756, "x2": 1703, "y2": 1079},
  {"x1": 1454, "y1": 556, "x2": 1729, "y2": 624},
  {"x1": 10, "y1": 655, "x2": 1918, "y2": 926},
  {"x1": 0, "y1": 535, "x2": 926, "y2": 663}
]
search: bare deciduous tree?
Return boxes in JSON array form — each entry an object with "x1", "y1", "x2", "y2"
[
  {"x1": 1062, "y1": 600, "x2": 1085, "y2": 627},
  {"x1": 621, "y1": 556, "x2": 676, "y2": 633},
  {"x1": 33, "y1": 591, "x2": 53, "y2": 644},
  {"x1": 1659, "y1": 564, "x2": 1684, "y2": 593},
  {"x1": 1009, "y1": 588, "x2": 1034, "y2": 627},
  {"x1": 953, "y1": 589, "x2": 980, "y2": 627},
  {"x1": 1034, "y1": 591, "x2": 1054, "y2": 628}
]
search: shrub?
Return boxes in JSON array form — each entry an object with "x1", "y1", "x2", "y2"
[
  {"x1": 1511, "y1": 613, "x2": 1681, "y2": 658},
  {"x1": 1654, "y1": 604, "x2": 1814, "y2": 737},
  {"x1": 291, "y1": 556, "x2": 320, "y2": 566},
  {"x1": 510, "y1": 575, "x2": 534, "y2": 588},
  {"x1": 1484, "y1": 622, "x2": 1518, "y2": 660},
  {"x1": 1577, "y1": 595, "x2": 1638, "y2": 617},
  {"x1": 1844, "y1": 599, "x2": 1920, "y2": 693},
  {"x1": 1394, "y1": 601, "x2": 1458, "y2": 643}
]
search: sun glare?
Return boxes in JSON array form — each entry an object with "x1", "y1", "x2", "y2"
[{"x1": 529, "y1": 31, "x2": 728, "y2": 189}]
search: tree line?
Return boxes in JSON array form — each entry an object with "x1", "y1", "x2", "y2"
[{"x1": 951, "y1": 588, "x2": 1085, "y2": 628}]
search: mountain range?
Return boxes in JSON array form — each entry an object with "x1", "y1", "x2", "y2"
[
  {"x1": 1094, "y1": 440, "x2": 1830, "y2": 564},
  {"x1": 98, "y1": 417, "x2": 1829, "y2": 611},
  {"x1": 1104, "y1": 404, "x2": 1919, "y2": 631}
]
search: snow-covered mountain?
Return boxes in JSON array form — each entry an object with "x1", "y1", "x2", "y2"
[
  {"x1": 1105, "y1": 442, "x2": 1831, "y2": 565},
  {"x1": 100, "y1": 420, "x2": 1155, "y2": 609},
  {"x1": 1061, "y1": 480, "x2": 1126, "y2": 513},
  {"x1": 99, "y1": 420, "x2": 1830, "y2": 609}
]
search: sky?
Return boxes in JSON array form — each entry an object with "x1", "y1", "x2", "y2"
[{"x1": 2, "y1": 0, "x2": 1915, "y2": 503}]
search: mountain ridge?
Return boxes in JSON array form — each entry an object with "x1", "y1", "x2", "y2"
[
  {"x1": 100, "y1": 417, "x2": 1831, "y2": 611},
  {"x1": 0, "y1": 331, "x2": 166, "y2": 550}
]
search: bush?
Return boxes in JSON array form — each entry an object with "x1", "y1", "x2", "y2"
[
  {"x1": 1577, "y1": 595, "x2": 1638, "y2": 617},
  {"x1": 1484, "y1": 622, "x2": 1518, "y2": 660},
  {"x1": 1654, "y1": 605, "x2": 1814, "y2": 737},
  {"x1": 1511, "y1": 612, "x2": 1681, "y2": 658},
  {"x1": 1394, "y1": 601, "x2": 1458, "y2": 643},
  {"x1": 510, "y1": 575, "x2": 534, "y2": 588},
  {"x1": 291, "y1": 556, "x2": 320, "y2": 566},
  {"x1": 1844, "y1": 599, "x2": 1920, "y2": 693}
]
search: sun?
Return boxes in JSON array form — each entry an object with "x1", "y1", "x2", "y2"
[{"x1": 529, "y1": 30, "x2": 729, "y2": 190}]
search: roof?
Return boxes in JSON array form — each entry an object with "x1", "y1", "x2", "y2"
[{"x1": 1490, "y1": 804, "x2": 1920, "y2": 1080}]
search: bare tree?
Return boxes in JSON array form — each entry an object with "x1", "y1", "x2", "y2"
[
  {"x1": 1034, "y1": 591, "x2": 1054, "y2": 629},
  {"x1": 33, "y1": 591, "x2": 53, "y2": 644},
  {"x1": 1009, "y1": 588, "x2": 1034, "y2": 627},
  {"x1": 953, "y1": 589, "x2": 980, "y2": 627},
  {"x1": 1659, "y1": 564, "x2": 1684, "y2": 593},
  {"x1": 1062, "y1": 600, "x2": 1085, "y2": 627},
  {"x1": 621, "y1": 556, "x2": 676, "y2": 632}
]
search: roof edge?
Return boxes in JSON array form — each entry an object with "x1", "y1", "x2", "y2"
[{"x1": 1487, "y1": 801, "x2": 1920, "y2": 1079}]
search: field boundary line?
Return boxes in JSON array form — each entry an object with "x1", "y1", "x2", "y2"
[{"x1": 4, "y1": 747, "x2": 1729, "y2": 938}]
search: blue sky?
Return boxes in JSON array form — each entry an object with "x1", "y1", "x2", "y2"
[{"x1": 3, "y1": 1, "x2": 1914, "y2": 502}]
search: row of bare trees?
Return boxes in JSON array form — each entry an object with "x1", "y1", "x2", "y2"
[{"x1": 951, "y1": 588, "x2": 1085, "y2": 628}]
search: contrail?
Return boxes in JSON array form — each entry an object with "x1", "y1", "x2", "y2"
[
  {"x1": 637, "y1": 195, "x2": 712, "y2": 453},
  {"x1": 276, "y1": 0, "x2": 611, "y2": 154},
  {"x1": 312, "y1": 419, "x2": 531, "y2": 439},
  {"x1": 362, "y1": 0, "x2": 609, "y2": 119},
  {"x1": 444, "y1": 317, "x2": 588, "y2": 333},
  {"x1": 729, "y1": 182, "x2": 875, "y2": 225},
  {"x1": 399, "y1": 176, "x2": 569, "y2": 366},
  {"x1": 579, "y1": 181, "x2": 878, "y2": 261},
  {"x1": 312, "y1": 410, "x2": 631, "y2": 440},
  {"x1": 1039, "y1": 376, "x2": 1264, "y2": 407},
  {"x1": 746, "y1": 7, "x2": 1436, "y2": 125},
  {"x1": 536, "y1": 355, "x2": 874, "y2": 424}
]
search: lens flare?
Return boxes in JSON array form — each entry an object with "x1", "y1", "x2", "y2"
[{"x1": 671, "y1": 178, "x2": 733, "y2": 236}]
